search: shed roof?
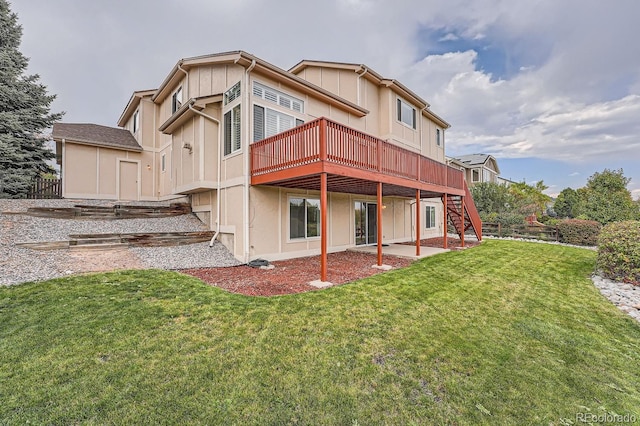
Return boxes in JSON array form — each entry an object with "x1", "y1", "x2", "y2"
[{"x1": 52, "y1": 123, "x2": 142, "y2": 151}]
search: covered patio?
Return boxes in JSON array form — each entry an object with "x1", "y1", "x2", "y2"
[{"x1": 251, "y1": 117, "x2": 482, "y2": 282}]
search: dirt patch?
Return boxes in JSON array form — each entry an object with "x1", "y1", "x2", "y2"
[
  {"x1": 182, "y1": 251, "x2": 414, "y2": 296},
  {"x1": 61, "y1": 247, "x2": 146, "y2": 274}
]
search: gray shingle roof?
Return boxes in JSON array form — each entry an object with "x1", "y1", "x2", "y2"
[
  {"x1": 451, "y1": 154, "x2": 490, "y2": 166},
  {"x1": 52, "y1": 123, "x2": 142, "y2": 151}
]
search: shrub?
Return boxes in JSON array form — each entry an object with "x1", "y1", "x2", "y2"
[
  {"x1": 597, "y1": 221, "x2": 640, "y2": 285},
  {"x1": 557, "y1": 219, "x2": 601, "y2": 246}
]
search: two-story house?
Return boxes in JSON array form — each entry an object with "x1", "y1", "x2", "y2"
[
  {"x1": 447, "y1": 154, "x2": 501, "y2": 185},
  {"x1": 52, "y1": 51, "x2": 481, "y2": 281}
]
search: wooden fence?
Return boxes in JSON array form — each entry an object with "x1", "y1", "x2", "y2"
[
  {"x1": 483, "y1": 222, "x2": 559, "y2": 242},
  {"x1": 28, "y1": 178, "x2": 62, "y2": 199}
]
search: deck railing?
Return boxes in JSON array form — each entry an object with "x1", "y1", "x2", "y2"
[{"x1": 251, "y1": 117, "x2": 463, "y2": 191}]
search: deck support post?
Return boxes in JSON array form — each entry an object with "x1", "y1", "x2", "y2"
[
  {"x1": 416, "y1": 189, "x2": 421, "y2": 256},
  {"x1": 442, "y1": 194, "x2": 448, "y2": 249},
  {"x1": 461, "y1": 196, "x2": 465, "y2": 248},
  {"x1": 377, "y1": 182, "x2": 383, "y2": 266},
  {"x1": 320, "y1": 172, "x2": 328, "y2": 282}
]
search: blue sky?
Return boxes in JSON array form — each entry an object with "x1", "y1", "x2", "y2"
[{"x1": 10, "y1": 0, "x2": 640, "y2": 199}]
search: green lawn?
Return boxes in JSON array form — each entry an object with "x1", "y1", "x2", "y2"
[{"x1": 1, "y1": 240, "x2": 639, "y2": 425}]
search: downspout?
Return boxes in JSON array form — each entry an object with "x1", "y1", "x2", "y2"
[
  {"x1": 177, "y1": 62, "x2": 189, "y2": 98},
  {"x1": 188, "y1": 104, "x2": 222, "y2": 246},
  {"x1": 356, "y1": 65, "x2": 368, "y2": 106},
  {"x1": 242, "y1": 59, "x2": 257, "y2": 262}
]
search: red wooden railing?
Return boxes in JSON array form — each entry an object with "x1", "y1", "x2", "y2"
[
  {"x1": 463, "y1": 180, "x2": 482, "y2": 240},
  {"x1": 251, "y1": 117, "x2": 464, "y2": 191}
]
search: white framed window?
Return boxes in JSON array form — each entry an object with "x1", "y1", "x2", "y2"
[
  {"x1": 483, "y1": 168, "x2": 493, "y2": 183},
  {"x1": 436, "y1": 128, "x2": 441, "y2": 146},
  {"x1": 472, "y1": 169, "x2": 480, "y2": 182},
  {"x1": 161, "y1": 153, "x2": 166, "y2": 173},
  {"x1": 224, "y1": 82, "x2": 241, "y2": 105},
  {"x1": 425, "y1": 205, "x2": 436, "y2": 229},
  {"x1": 289, "y1": 197, "x2": 320, "y2": 239},
  {"x1": 224, "y1": 104, "x2": 241, "y2": 155},
  {"x1": 133, "y1": 110, "x2": 140, "y2": 133},
  {"x1": 171, "y1": 87, "x2": 183, "y2": 114},
  {"x1": 397, "y1": 98, "x2": 416, "y2": 129},
  {"x1": 253, "y1": 82, "x2": 304, "y2": 113},
  {"x1": 253, "y1": 105, "x2": 304, "y2": 142}
]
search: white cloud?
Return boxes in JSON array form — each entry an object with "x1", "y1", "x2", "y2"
[{"x1": 569, "y1": 172, "x2": 580, "y2": 177}]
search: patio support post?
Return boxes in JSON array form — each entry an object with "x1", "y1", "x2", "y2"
[
  {"x1": 416, "y1": 189, "x2": 421, "y2": 256},
  {"x1": 442, "y1": 194, "x2": 448, "y2": 249},
  {"x1": 377, "y1": 182, "x2": 383, "y2": 266},
  {"x1": 461, "y1": 196, "x2": 465, "y2": 247},
  {"x1": 320, "y1": 172, "x2": 328, "y2": 282}
]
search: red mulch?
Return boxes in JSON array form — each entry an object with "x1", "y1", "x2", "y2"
[
  {"x1": 182, "y1": 251, "x2": 413, "y2": 297},
  {"x1": 183, "y1": 237, "x2": 480, "y2": 297}
]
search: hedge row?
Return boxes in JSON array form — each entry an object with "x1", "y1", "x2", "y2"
[
  {"x1": 557, "y1": 219, "x2": 601, "y2": 246},
  {"x1": 597, "y1": 221, "x2": 640, "y2": 285}
]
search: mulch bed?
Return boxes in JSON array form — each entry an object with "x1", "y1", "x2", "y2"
[
  {"x1": 183, "y1": 237, "x2": 480, "y2": 297},
  {"x1": 182, "y1": 251, "x2": 413, "y2": 297}
]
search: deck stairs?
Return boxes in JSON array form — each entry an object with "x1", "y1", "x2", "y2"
[{"x1": 446, "y1": 181, "x2": 482, "y2": 241}]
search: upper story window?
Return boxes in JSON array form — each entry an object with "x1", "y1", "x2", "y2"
[
  {"x1": 171, "y1": 87, "x2": 183, "y2": 114},
  {"x1": 133, "y1": 110, "x2": 140, "y2": 133},
  {"x1": 224, "y1": 82, "x2": 241, "y2": 105},
  {"x1": 472, "y1": 169, "x2": 480, "y2": 182},
  {"x1": 436, "y1": 128, "x2": 441, "y2": 146},
  {"x1": 397, "y1": 98, "x2": 416, "y2": 129},
  {"x1": 224, "y1": 104, "x2": 241, "y2": 156},
  {"x1": 253, "y1": 82, "x2": 304, "y2": 113},
  {"x1": 253, "y1": 105, "x2": 304, "y2": 142}
]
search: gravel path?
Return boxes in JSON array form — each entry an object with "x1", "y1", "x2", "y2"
[{"x1": 1, "y1": 199, "x2": 240, "y2": 286}]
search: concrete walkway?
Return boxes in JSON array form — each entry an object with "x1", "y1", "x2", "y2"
[{"x1": 348, "y1": 243, "x2": 448, "y2": 259}]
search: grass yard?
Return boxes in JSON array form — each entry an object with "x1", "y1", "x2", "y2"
[{"x1": 1, "y1": 240, "x2": 639, "y2": 424}]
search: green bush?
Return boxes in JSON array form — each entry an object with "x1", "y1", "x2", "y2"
[
  {"x1": 597, "y1": 221, "x2": 640, "y2": 285},
  {"x1": 557, "y1": 219, "x2": 601, "y2": 246}
]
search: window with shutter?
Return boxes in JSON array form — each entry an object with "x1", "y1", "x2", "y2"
[
  {"x1": 253, "y1": 82, "x2": 304, "y2": 113},
  {"x1": 224, "y1": 82, "x2": 241, "y2": 105},
  {"x1": 253, "y1": 105, "x2": 265, "y2": 142},
  {"x1": 224, "y1": 106, "x2": 241, "y2": 155},
  {"x1": 224, "y1": 110, "x2": 232, "y2": 155},
  {"x1": 232, "y1": 105, "x2": 241, "y2": 151},
  {"x1": 253, "y1": 105, "x2": 303, "y2": 142}
]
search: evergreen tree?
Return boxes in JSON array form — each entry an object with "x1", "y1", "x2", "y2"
[{"x1": 0, "y1": 0, "x2": 63, "y2": 198}]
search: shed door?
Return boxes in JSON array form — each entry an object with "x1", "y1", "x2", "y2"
[{"x1": 119, "y1": 161, "x2": 138, "y2": 201}]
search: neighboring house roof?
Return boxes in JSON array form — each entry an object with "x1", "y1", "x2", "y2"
[
  {"x1": 448, "y1": 154, "x2": 500, "y2": 174},
  {"x1": 52, "y1": 123, "x2": 143, "y2": 152}
]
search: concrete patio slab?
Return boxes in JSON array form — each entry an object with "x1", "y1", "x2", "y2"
[{"x1": 348, "y1": 243, "x2": 449, "y2": 259}]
